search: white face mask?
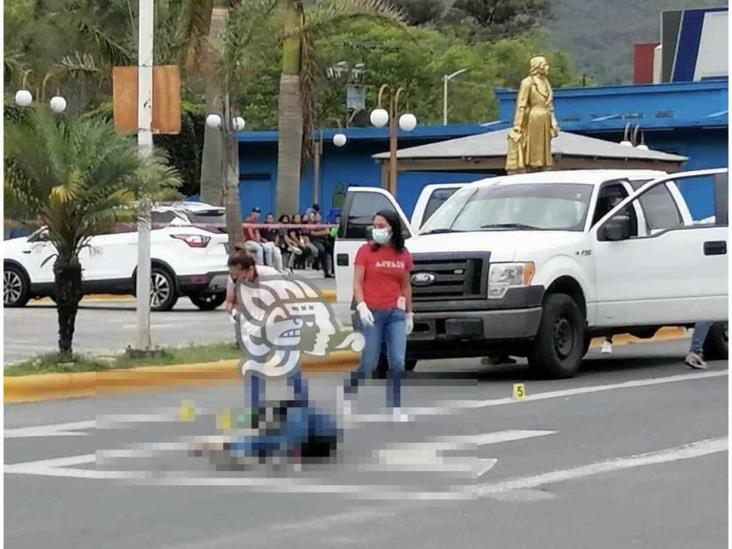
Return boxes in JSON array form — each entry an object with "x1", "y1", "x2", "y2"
[{"x1": 372, "y1": 227, "x2": 391, "y2": 245}]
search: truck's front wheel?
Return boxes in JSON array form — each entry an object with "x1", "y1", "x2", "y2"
[{"x1": 528, "y1": 293, "x2": 585, "y2": 379}]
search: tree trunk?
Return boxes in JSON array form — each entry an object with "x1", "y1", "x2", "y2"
[
  {"x1": 222, "y1": 93, "x2": 243, "y2": 244},
  {"x1": 199, "y1": 7, "x2": 228, "y2": 206},
  {"x1": 53, "y1": 252, "x2": 83, "y2": 358},
  {"x1": 275, "y1": 0, "x2": 304, "y2": 216}
]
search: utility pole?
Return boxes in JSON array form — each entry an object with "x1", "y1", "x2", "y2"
[{"x1": 135, "y1": 0, "x2": 154, "y2": 350}]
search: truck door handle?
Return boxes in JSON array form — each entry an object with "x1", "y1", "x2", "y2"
[
  {"x1": 704, "y1": 240, "x2": 726, "y2": 256},
  {"x1": 336, "y1": 253, "x2": 349, "y2": 266},
  {"x1": 22, "y1": 250, "x2": 31, "y2": 254}
]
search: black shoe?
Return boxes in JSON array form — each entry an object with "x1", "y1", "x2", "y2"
[{"x1": 324, "y1": 272, "x2": 335, "y2": 278}]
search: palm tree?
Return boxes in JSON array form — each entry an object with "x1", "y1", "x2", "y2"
[
  {"x1": 4, "y1": 109, "x2": 180, "y2": 357},
  {"x1": 274, "y1": 0, "x2": 404, "y2": 215}
]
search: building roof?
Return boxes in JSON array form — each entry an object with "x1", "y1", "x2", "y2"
[
  {"x1": 497, "y1": 80, "x2": 728, "y2": 133},
  {"x1": 237, "y1": 122, "x2": 498, "y2": 144},
  {"x1": 372, "y1": 128, "x2": 689, "y2": 162}
]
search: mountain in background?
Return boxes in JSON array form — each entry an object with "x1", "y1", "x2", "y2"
[{"x1": 545, "y1": 0, "x2": 726, "y2": 84}]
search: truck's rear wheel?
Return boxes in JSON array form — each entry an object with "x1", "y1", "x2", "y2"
[
  {"x1": 703, "y1": 322, "x2": 728, "y2": 361},
  {"x1": 528, "y1": 293, "x2": 585, "y2": 379}
]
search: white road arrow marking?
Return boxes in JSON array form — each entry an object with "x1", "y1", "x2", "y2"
[
  {"x1": 4, "y1": 420, "x2": 96, "y2": 439},
  {"x1": 369, "y1": 429, "x2": 556, "y2": 477}
]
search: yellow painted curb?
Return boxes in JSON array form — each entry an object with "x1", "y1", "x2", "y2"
[
  {"x1": 4, "y1": 327, "x2": 689, "y2": 405},
  {"x1": 4, "y1": 351, "x2": 359, "y2": 404}
]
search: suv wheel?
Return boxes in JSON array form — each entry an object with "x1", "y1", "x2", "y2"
[
  {"x1": 150, "y1": 267, "x2": 178, "y2": 311},
  {"x1": 189, "y1": 292, "x2": 226, "y2": 311},
  {"x1": 528, "y1": 293, "x2": 585, "y2": 379},
  {"x1": 4, "y1": 264, "x2": 30, "y2": 307}
]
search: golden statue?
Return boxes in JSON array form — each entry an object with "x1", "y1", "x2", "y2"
[{"x1": 506, "y1": 56, "x2": 560, "y2": 173}]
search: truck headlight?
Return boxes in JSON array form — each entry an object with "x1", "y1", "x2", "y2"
[{"x1": 488, "y1": 262, "x2": 535, "y2": 299}]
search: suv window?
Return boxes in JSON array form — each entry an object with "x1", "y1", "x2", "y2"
[
  {"x1": 342, "y1": 191, "x2": 402, "y2": 240},
  {"x1": 421, "y1": 188, "x2": 459, "y2": 227},
  {"x1": 152, "y1": 211, "x2": 178, "y2": 225},
  {"x1": 638, "y1": 184, "x2": 683, "y2": 231}
]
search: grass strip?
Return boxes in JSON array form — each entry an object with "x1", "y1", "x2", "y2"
[{"x1": 4, "y1": 342, "x2": 241, "y2": 377}]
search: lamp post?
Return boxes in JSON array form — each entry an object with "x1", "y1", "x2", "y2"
[
  {"x1": 206, "y1": 100, "x2": 246, "y2": 243},
  {"x1": 370, "y1": 85, "x2": 417, "y2": 196},
  {"x1": 13, "y1": 70, "x2": 67, "y2": 113},
  {"x1": 313, "y1": 127, "x2": 347, "y2": 208},
  {"x1": 135, "y1": 0, "x2": 154, "y2": 350},
  {"x1": 442, "y1": 68, "x2": 469, "y2": 125}
]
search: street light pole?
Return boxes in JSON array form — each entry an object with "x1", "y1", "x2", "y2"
[
  {"x1": 442, "y1": 69, "x2": 469, "y2": 126},
  {"x1": 371, "y1": 85, "x2": 416, "y2": 196},
  {"x1": 135, "y1": 0, "x2": 154, "y2": 350}
]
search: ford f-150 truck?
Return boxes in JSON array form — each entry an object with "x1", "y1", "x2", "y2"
[{"x1": 334, "y1": 169, "x2": 728, "y2": 378}]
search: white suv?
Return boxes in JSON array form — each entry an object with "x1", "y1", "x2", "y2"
[{"x1": 4, "y1": 219, "x2": 230, "y2": 311}]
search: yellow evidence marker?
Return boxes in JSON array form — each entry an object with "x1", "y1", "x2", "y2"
[
  {"x1": 217, "y1": 408, "x2": 233, "y2": 432},
  {"x1": 513, "y1": 383, "x2": 527, "y2": 401},
  {"x1": 179, "y1": 400, "x2": 196, "y2": 422}
]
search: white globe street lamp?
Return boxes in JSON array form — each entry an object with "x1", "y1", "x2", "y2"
[
  {"x1": 49, "y1": 95, "x2": 67, "y2": 113},
  {"x1": 14, "y1": 89, "x2": 33, "y2": 107},
  {"x1": 333, "y1": 133, "x2": 347, "y2": 147},
  {"x1": 233, "y1": 117, "x2": 246, "y2": 132},
  {"x1": 206, "y1": 114, "x2": 222, "y2": 129},
  {"x1": 370, "y1": 108, "x2": 389, "y2": 128},
  {"x1": 398, "y1": 113, "x2": 417, "y2": 132}
]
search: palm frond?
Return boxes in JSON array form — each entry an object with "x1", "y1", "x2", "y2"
[
  {"x1": 4, "y1": 110, "x2": 180, "y2": 257},
  {"x1": 295, "y1": 0, "x2": 406, "y2": 37},
  {"x1": 78, "y1": 21, "x2": 133, "y2": 66}
]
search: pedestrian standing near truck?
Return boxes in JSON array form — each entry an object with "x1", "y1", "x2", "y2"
[{"x1": 339, "y1": 210, "x2": 414, "y2": 422}]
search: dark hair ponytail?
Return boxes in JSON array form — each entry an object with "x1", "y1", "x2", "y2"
[
  {"x1": 228, "y1": 252, "x2": 257, "y2": 278},
  {"x1": 373, "y1": 209, "x2": 406, "y2": 253}
]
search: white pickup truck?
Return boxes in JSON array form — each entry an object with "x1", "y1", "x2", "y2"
[{"x1": 334, "y1": 169, "x2": 728, "y2": 378}]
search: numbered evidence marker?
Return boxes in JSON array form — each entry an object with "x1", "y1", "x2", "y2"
[
  {"x1": 217, "y1": 408, "x2": 233, "y2": 432},
  {"x1": 513, "y1": 383, "x2": 527, "y2": 401},
  {"x1": 179, "y1": 400, "x2": 196, "y2": 422}
]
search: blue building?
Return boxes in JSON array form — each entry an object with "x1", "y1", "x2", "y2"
[{"x1": 236, "y1": 80, "x2": 727, "y2": 220}]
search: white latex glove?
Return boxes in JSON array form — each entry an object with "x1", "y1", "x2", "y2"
[
  {"x1": 405, "y1": 312, "x2": 414, "y2": 335},
  {"x1": 356, "y1": 301, "x2": 374, "y2": 327}
]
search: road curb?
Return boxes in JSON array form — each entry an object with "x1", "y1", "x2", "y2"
[
  {"x1": 4, "y1": 351, "x2": 359, "y2": 404},
  {"x1": 31, "y1": 289, "x2": 337, "y2": 306},
  {"x1": 4, "y1": 327, "x2": 689, "y2": 405}
]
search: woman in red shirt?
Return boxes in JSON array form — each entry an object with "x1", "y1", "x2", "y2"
[{"x1": 340, "y1": 210, "x2": 414, "y2": 421}]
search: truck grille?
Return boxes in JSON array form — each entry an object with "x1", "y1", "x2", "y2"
[{"x1": 411, "y1": 253, "x2": 489, "y2": 301}]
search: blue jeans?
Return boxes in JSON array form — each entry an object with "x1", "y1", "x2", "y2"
[
  {"x1": 690, "y1": 322, "x2": 713, "y2": 355},
  {"x1": 248, "y1": 371, "x2": 308, "y2": 416},
  {"x1": 344, "y1": 308, "x2": 407, "y2": 408}
]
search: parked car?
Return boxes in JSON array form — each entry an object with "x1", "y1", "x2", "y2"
[
  {"x1": 334, "y1": 169, "x2": 729, "y2": 378},
  {"x1": 152, "y1": 201, "x2": 227, "y2": 230},
  {"x1": 4, "y1": 218, "x2": 230, "y2": 311}
]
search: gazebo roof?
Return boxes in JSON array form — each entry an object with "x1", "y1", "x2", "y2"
[{"x1": 373, "y1": 128, "x2": 688, "y2": 165}]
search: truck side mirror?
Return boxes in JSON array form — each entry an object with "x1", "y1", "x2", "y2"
[{"x1": 599, "y1": 214, "x2": 632, "y2": 242}]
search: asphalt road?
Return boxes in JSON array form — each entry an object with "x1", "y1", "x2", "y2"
[
  {"x1": 3, "y1": 272, "x2": 336, "y2": 365},
  {"x1": 5, "y1": 339, "x2": 728, "y2": 549}
]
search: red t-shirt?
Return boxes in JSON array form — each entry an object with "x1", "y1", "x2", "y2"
[{"x1": 355, "y1": 243, "x2": 413, "y2": 310}]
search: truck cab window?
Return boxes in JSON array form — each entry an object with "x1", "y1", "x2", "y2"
[
  {"x1": 343, "y1": 192, "x2": 399, "y2": 240},
  {"x1": 638, "y1": 184, "x2": 684, "y2": 231},
  {"x1": 592, "y1": 183, "x2": 629, "y2": 226}
]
